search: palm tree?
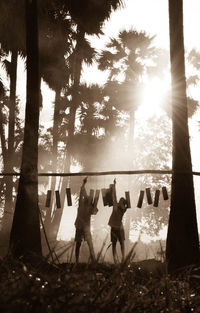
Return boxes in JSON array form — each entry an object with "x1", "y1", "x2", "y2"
[
  {"x1": 98, "y1": 30, "x2": 165, "y2": 166},
  {"x1": 0, "y1": 1, "x2": 25, "y2": 230},
  {"x1": 9, "y1": 0, "x2": 42, "y2": 258},
  {"x1": 38, "y1": 10, "x2": 73, "y2": 230},
  {"x1": 166, "y1": 0, "x2": 199, "y2": 272},
  {"x1": 48, "y1": 1, "x2": 123, "y2": 242},
  {"x1": 61, "y1": 0, "x2": 123, "y2": 171},
  {"x1": 39, "y1": 6, "x2": 72, "y2": 174},
  {"x1": 9, "y1": 0, "x2": 123, "y2": 254},
  {"x1": 98, "y1": 30, "x2": 165, "y2": 249},
  {"x1": 64, "y1": 83, "x2": 120, "y2": 171}
]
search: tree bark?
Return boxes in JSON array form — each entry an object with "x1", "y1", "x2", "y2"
[
  {"x1": 3, "y1": 49, "x2": 18, "y2": 230},
  {"x1": 9, "y1": 0, "x2": 42, "y2": 258},
  {"x1": 0, "y1": 106, "x2": 7, "y2": 165},
  {"x1": 166, "y1": 0, "x2": 199, "y2": 272}
]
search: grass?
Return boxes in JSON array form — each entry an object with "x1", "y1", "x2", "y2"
[{"x1": 0, "y1": 253, "x2": 200, "y2": 313}]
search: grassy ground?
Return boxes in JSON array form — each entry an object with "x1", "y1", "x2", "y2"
[{"x1": 0, "y1": 256, "x2": 200, "y2": 313}]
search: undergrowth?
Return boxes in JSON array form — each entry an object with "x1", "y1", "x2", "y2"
[{"x1": 0, "y1": 254, "x2": 200, "y2": 313}]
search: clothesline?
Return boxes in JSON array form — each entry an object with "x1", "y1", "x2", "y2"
[{"x1": 0, "y1": 170, "x2": 200, "y2": 176}]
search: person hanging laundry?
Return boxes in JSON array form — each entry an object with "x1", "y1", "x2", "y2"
[
  {"x1": 108, "y1": 178, "x2": 128, "y2": 264},
  {"x1": 74, "y1": 177, "x2": 98, "y2": 263}
]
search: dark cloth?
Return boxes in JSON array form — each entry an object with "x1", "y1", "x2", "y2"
[
  {"x1": 110, "y1": 226, "x2": 125, "y2": 243},
  {"x1": 75, "y1": 185, "x2": 91, "y2": 228},
  {"x1": 75, "y1": 226, "x2": 92, "y2": 243}
]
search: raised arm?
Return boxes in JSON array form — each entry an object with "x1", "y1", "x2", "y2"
[
  {"x1": 79, "y1": 177, "x2": 88, "y2": 203},
  {"x1": 112, "y1": 178, "x2": 117, "y2": 205}
]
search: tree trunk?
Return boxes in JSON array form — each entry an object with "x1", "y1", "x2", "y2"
[
  {"x1": 49, "y1": 28, "x2": 84, "y2": 242},
  {"x1": 125, "y1": 109, "x2": 136, "y2": 252},
  {"x1": 52, "y1": 88, "x2": 61, "y2": 183},
  {"x1": 9, "y1": 0, "x2": 42, "y2": 258},
  {"x1": 0, "y1": 105, "x2": 7, "y2": 226},
  {"x1": 3, "y1": 49, "x2": 18, "y2": 233},
  {"x1": 166, "y1": 0, "x2": 199, "y2": 272},
  {"x1": 8, "y1": 49, "x2": 17, "y2": 168},
  {"x1": 0, "y1": 106, "x2": 7, "y2": 166},
  {"x1": 44, "y1": 88, "x2": 61, "y2": 235}
]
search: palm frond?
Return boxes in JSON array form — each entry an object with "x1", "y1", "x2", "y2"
[
  {"x1": 187, "y1": 96, "x2": 199, "y2": 118},
  {"x1": 188, "y1": 49, "x2": 200, "y2": 70}
]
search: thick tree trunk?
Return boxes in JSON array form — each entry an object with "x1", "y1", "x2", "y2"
[
  {"x1": 8, "y1": 49, "x2": 17, "y2": 168},
  {"x1": 166, "y1": 0, "x2": 199, "y2": 272},
  {"x1": 0, "y1": 100, "x2": 8, "y2": 254},
  {"x1": 0, "y1": 106, "x2": 7, "y2": 232},
  {"x1": 0, "y1": 107, "x2": 7, "y2": 166},
  {"x1": 9, "y1": 0, "x2": 42, "y2": 258},
  {"x1": 3, "y1": 49, "x2": 18, "y2": 233}
]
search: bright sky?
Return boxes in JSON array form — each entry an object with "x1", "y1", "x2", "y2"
[
  {"x1": 83, "y1": 0, "x2": 200, "y2": 170},
  {"x1": 104, "y1": 0, "x2": 200, "y2": 50},
  {"x1": 14, "y1": 0, "x2": 200, "y2": 122}
]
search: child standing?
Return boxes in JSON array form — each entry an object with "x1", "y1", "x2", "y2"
[
  {"x1": 108, "y1": 179, "x2": 128, "y2": 263},
  {"x1": 74, "y1": 177, "x2": 97, "y2": 263}
]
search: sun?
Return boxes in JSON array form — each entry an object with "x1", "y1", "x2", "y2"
[{"x1": 137, "y1": 77, "x2": 170, "y2": 119}]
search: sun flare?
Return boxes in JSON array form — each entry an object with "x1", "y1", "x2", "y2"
[{"x1": 137, "y1": 77, "x2": 170, "y2": 118}]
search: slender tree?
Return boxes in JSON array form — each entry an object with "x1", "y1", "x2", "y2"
[
  {"x1": 61, "y1": 0, "x2": 123, "y2": 171},
  {"x1": 166, "y1": 0, "x2": 199, "y2": 272},
  {"x1": 0, "y1": 1, "x2": 25, "y2": 230},
  {"x1": 9, "y1": 0, "x2": 42, "y2": 258},
  {"x1": 49, "y1": 1, "x2": 123, "y2": 242}
]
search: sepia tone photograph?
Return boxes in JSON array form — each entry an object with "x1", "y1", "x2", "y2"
[{"x1": 0, "y1": 0, "x2": 200, "y2": 312}]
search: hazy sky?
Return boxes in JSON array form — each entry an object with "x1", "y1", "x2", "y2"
[
  {"x1": 13, "y1": 0, "x2": 200, "y2": 173},
  {"x1": 82, "y1": 0, "x2": 200, "y2": 169},
  {"x1": 88, "y1": 0, "x2": 200, "y2": 50},
  {"x1": 14, "y1": 0, "x2": 200, "y2": 123},
  {"x1": 58, "y1": 0, "x2": 200, "y2": 243}
]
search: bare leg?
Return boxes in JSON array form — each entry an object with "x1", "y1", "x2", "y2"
[
  {"x1": 86, "y1": 237, "x2": 95, "y2": 262},
  {"x1": 120, "y1": 240, "x2": 125, "y2": 262},
  {"x1": 112, "y1": 242, "x2": 117, "y2": 264},
  {"x1": 75, "y1": 241, "x2": 81, "y2": 263}
]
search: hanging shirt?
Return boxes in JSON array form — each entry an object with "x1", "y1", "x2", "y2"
[{"x1": 75, "y1": 184, "x2": 91, "y2": 229}]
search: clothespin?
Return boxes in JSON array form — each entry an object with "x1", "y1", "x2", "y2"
[
  {"x1": 45, "y1": 190, "x2": 52, "y2": 207},
  {"x1": 162, "y1": 186, "x2": 169, "y2": 200},
  {"x1": 101, "y1": 188, "x2": 108, "y2": 206},
  {"x1": 146, "y1": 188, "x2": 153, "y2": 205},
  {"x1": 137, "y1": 191, "x2": 144, "y2": 208},
  {"x1": 153, "y1": 190, "x2": 160, "y2": 207},
  {"x1": 55, "y1": 190, "x2": 61, "y2": 209},
  {"x1": 66, "y1": 188, "x2": 72, "y2": 206},
  {"x1": 125, "y1": 191, "x2": 131, "y2": 208}
]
